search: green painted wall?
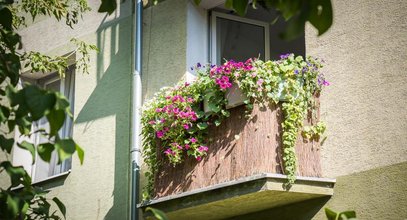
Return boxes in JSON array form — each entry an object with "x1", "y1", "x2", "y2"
[
  {"x1": 142, "y1": 0, "x2": 188, "y2": 100},
  {"x1": 3, "y1": 0, "x2": 134, "y2": 219}
]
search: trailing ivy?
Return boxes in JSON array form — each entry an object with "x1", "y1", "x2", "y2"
[{"x1": 141, "y1": 54, "x2": 328, "y2": 199}]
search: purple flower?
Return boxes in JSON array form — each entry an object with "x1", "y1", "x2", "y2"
[
  {"x1": 197, "y1": 62, "x2": 202, "y2": 68},
  {"x1": 279, "y1": 53, "x2": 291, "y2": 59},
  {"x1": 294, "y1": 70, "x2": 299, "y2": 75}
]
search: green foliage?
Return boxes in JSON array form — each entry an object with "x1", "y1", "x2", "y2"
[
  {"x1": 0, "y1": 0, "x2": 95, "y2": 219},
  {"x1": 145, "y1": 207, "x2": 169, "y2": 220},
  {"x1": 302, "y1": 121, "x2": 326, "y2": 141},
  {"x1": 325, "y1": 208, "x2": 357, "y2": 220}
]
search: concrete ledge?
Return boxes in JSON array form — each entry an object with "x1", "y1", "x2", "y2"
[{"x1": 138, "y1": 173, "x2": 335, "y2": 220}]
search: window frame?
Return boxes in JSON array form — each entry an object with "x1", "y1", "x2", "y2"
[
  {"x1": 13, "y1": 69, "x2": 75, "y2": 183},
  {"x1": 210, "y1": 11, "x2": 270, "y2": 65}
]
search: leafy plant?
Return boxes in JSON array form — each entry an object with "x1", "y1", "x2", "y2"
[
  {"x1": 99, "y1": 0, "x2": 333, "y2": 40},
  {"x1": 141, "y1": 54, "x2": 329, "y2": 198},
  {"x1": 0, "y1": 0, "x2": 97, "y2": 219},
  {"x1": 325, "y1": 208, "x2": 357, "y2": 220}
]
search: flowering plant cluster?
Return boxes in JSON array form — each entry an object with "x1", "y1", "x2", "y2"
[{"x1": 141, "y1": 53, "x2": 328, "y2": 198}]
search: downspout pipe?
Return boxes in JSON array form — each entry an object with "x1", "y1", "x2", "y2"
[{"x1": 131, "y1": 0, "x2": 142, "y2": 219}]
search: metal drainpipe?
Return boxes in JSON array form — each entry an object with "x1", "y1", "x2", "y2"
[{"x1": 131, "y1": 0, "x2": 142, "y2": 219}]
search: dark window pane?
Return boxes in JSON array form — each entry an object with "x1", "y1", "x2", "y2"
[{"x1": 216, "y1": 17, "x2": 265, "y2": 64}]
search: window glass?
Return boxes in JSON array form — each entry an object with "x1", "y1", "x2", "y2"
[{"x1": 216, "y1": 17, "x2": 265, "y2": 64}]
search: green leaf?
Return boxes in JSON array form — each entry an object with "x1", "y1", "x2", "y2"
[
  {"x1": 0, "y1": 135, "x2": 14, "y2": 153},
  {"x1": 52, "y1": 197, "x2": 66, "y2": 219},
  {"x1": 0, "y1": 161, "x2": 31, "y2": 187},
  {"x1": 232, "y1": 0, "x2": 249, "y2": 16},
  {"x1": 17, "y1": 141, "x2": 36, "y2": 164},
  {"x1": 75, "y1": 143, "x2": 84, "y2": 165},
  {"x1": 208, "y1": 102, "x2": 221, "y2": 113},
  {"x1": 0, "y1": 106, "x2": 10, "y2": 122},
  {"x1": 24, "y1": 85, "x2": 56, "y2": 121},
  {"x1": 214, "y1": 120, "x2": 221, "y2": 126},
  {"x1": 6, "y1": 194, "x2": 20, "y2": 218},
  {"x1": 325, "y1": 208, "x2": 338, "y2": 220},
  {"x1": 308, "y1": 0, "x2": 333, "y2": 36},
  {"x1": 46, "y1": 109, "x2": 66, "y2": 137},
  {"x1": 193, "y1": 0, "x2": 201, "y2": 5},
  {"x1": 224, "y1": 0, "x2": 233, "y2": 9},
  {"x1": 0, "y1": 8, "x2": 13, "y2": 31},
  {"x1": 98, "y1": 0, "x2": 117, "y2": 15},
  {"x1": 339, "y1": 211, "x2": 356, "y2": 219},
  {"x1": 221, "y1": 110, "x2": 229, "y2": 117},
  {"x1": 55, "y1": 139, "x2": 76, "y2": 163},
  {"x1": 37, "y1": 143, "x2": 54, "y2": 162},
  {"x1": 145, "y1": 207, "x2": 168, "y2": 220},
  {"x1": 197, "y1": 122, "x2": 208, "y2": 130}
]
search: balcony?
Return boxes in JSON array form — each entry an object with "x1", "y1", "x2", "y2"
[{"x1": 139, "y1": 56, "x2": 334, "y2": 219}]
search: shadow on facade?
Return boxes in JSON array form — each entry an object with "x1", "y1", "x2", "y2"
[{"x1": 75, "y1": 3, "x2": 132, "y2": 219}]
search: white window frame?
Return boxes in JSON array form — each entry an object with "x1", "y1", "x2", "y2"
[
  {"x1": 12, "y1": 70, "x2": 74, "y2": 183},
  {"x1": 210, "y1": 11, "x2": 270, "y2": 65}
]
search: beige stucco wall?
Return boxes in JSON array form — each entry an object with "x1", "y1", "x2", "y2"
[
  {"x1": 307, "y1": 0, "x2": 407, "y2": 178},
  {"x1": 303, "y1": 0, "x2": 407, "y2": 218},
  {"x1": 6, "y1": 0, "x2": 134, "y2": 219}
]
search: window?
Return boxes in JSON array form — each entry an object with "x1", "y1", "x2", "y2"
[
  {"x1": 211, "y1": 11, "x2": 270, "y2": 65},
  {"x1": 210, "y1": 5, "x2": 305, "y2": 64},
  {"x1": 12, "y1": 69, "x2": 75, "y2": 183}
]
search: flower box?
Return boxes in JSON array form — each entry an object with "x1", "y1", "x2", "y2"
[{"x1": 204, "y1": 78, "x2": 303, "y2": 112}]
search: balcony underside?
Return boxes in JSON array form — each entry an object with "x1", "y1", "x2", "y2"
[{"x1": 139, "y1": 173, "x2": 335, "y2": 220}]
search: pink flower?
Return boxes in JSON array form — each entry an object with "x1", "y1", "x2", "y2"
[
  {"x1": 187, "y1": 97, "x2": 194, "y2": 103},
  {"x1": 173, "y1": 108, "x2": 180, "y2": 114},
  {"x1": 155, "y1": 108, "x2": 162, "y2": 113},
  {"x1": 148, "y1": 120, "x2": 156, "y2": 125},
  {"x1": 185, "y1": 82, "x2": 190, "y2": 87},
  {"x1": 160, "y1": 118, "x2": 166, "y2": 123},
  {"x1": 184, "y1": 144, "x2": 190, "y2": 150},
  {"x1": 164, "y1": 148, "x2": 173, "y2": 155},
  {"x1": 196, "y1": 156, "x2": 202, "y2": 161},
  {"x1": 156, "y1": 131, "x2": 164, "y2": 138},
  {"x1": 190, "y1": 137, "x2": 197, "y2": 143},
  {"x1": 183, "y1": 124, "x2": 190, "y2": 130},
  {"x1": 163, "y1": 127, "x2": 169, "y2": 132},
  {"x1": 257, "y1": 79, "x2": 264, "y2": 86},
  {"x1": 198, "y1": 146, "x2": 208, "y2": 152}
]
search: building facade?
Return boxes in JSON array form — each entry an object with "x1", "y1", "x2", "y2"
[{"x1": 1, "y1": 0, "x2": 406, "y2": 219}]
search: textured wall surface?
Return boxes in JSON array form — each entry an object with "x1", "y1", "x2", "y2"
[
  {"x1": 142, "y1": 0, "x2": 188, "y2": 100},
  {"x1": 231, "y1": 0, "x2": 407, "y2": 219},
  {"x1": 306, "y1": 0, "x2": 407, "y2": 178},
  {"x1": 5, "y1": 0, "x2": 134, "y2": 219}
]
